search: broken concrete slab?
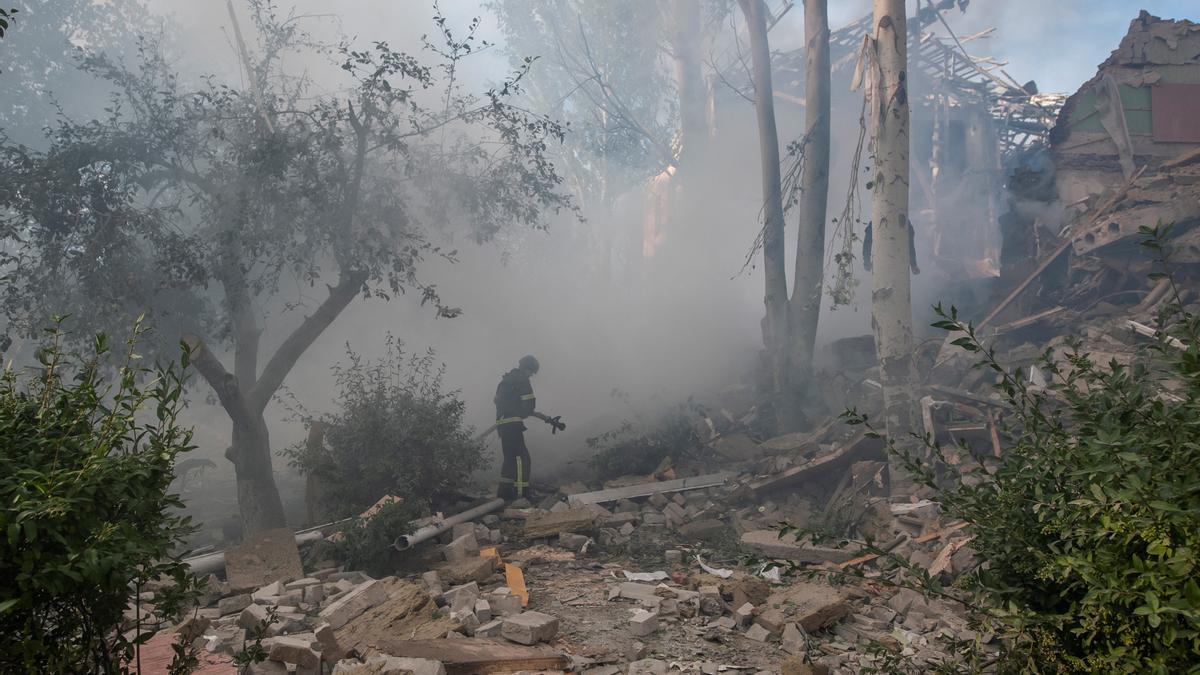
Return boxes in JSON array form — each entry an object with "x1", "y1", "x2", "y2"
[
  {"x1": 523, "y1": 508, "x2": 596, "y2": 539},
  {"x1": 314, "y1": 622, "x2": 345, "y2": 662},
  {"x1": 501, "y1": 611, "x2": 559, "y2": 645},
  {"x1": 713, "y1": 433, "x2": 762, "y2": 461},
  {"x1": 765, "y1": 581, "x2": 853, "y2": 633},
  {"x1": 443, "y1": 582, "x2": 480, "y2": 613},
  {"x1": 217, "y1": 593, "x2": 252, "y2": 616},
  {"x1": 750, "y1": 432, "x2": 884, "y2": 496},
  {"x1": 319, "y1": 579, "x2": 390, "y2": 630},
  {"x1": 224, "y1": 528, "x2": 304, "y2": 592},
  {"x1": 267, "y1": 636, "x2": 319, "y2": 669},
  {"x1": 745, "y1": 622, "x2": 771, "y2": 642},
  {"x1": 334, "y1": 579, "x2": 457, "y2": 657},
  {"x1": 677, "y1": 518, "x2": 726, "y2": 539},
  {"x1": 238, "y1": 603, "x2": 271, "y2": 631},
  {"x1": 437, "y1": 556, "x2": 495, "y2": 585},
  {"x1": 739, "y1": 530, "x2": 857, "y2": 564}
]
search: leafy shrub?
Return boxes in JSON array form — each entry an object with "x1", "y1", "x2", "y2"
[
  {"x1": 852, "y1": 225, "x2": 1200, "y2": 674},
  {"x1": 0, "y1": 322, "x2": 201, "y2": 673},
  {"x1": 283, "y1": 338, "x2": 487, "y2": 518},
  {"x1": 332, "y1": 500, "x2": 418, "y2": 577},
  {"x1": 586, "y1": 405, "x2": 702, "y2": 480}
]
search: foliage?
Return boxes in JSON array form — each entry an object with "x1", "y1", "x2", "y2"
[
  {"x1": 586, "y1": 404, "x2": 702, "y2": 480},
  {"x1": 0, "y1": 0, "x2": 157, "y2": 145},
  {"x1": 331, "y1": 499, "x2": 419, "y2": 578},
  {"x1": 282, "y1": 338, "x2": 487, "y2": 517},
  {"x1": 0, "y1": 320, "x2": 201, "y2": 673},
  {"x1": 846, "y1": 223, "x2": 1200, "y2": 674}
]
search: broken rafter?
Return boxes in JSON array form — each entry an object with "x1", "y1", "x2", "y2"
[{"x1": 565, "y1": 472, "x2": 734, "y2": 506}]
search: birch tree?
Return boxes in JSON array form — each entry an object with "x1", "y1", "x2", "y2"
[
  {"x1": 867, "y1": 0, "x2": 916, "y2": 492},
  {"x1": 788, "y1": 0, "x2": 831, "y2": 405}
]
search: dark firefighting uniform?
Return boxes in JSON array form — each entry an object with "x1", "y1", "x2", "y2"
[{"x1": 494, "y1": 368, "x2": 536, "y2": 500}]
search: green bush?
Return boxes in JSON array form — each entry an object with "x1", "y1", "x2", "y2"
[
  {"x1": 586, "y1": 405, "x2": 702, "y2": 480},
  {"x1": 283, "y1": 339, "x2": 487, "y2": 518},
  {"x1": 0, "y1": 321, "x2": 201, "y2": 673},
  {"x1": 857, "y1": 225, "x2": 1200, "y2": 674},
  {"x1": 332, "y1": 500, "x2": 418, "y2": 577}
]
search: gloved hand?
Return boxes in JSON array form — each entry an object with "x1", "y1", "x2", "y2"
[{"x1": 547, "y1": 415, "x2": 566, "y2": 434}]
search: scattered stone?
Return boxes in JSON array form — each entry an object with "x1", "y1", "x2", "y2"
[
  {"x1": 628, "y1": 658, "x2": 669, "y2": 675},
  {"x1": 754, "y1": 608, "x2": 786, "y2": 636},
  {"x1": 627, "y1": 640, "x2": 648, "y2": 660},
  {"x1": 523, "y1": 508, "x2": 595, "y2": 538},
  {"x1": 437, "y1": 556, "x2": 494, "y2": 585},
  {"x1": 475, "y1": 619, "x2": 504, "y2": 638},
  {"x1": 745, "y1": 622, "x2": 771, "y2": 642},
  {"x1": 501, "y1": 611, "x2": 559, "y2": 645},
  {"x1": 444, "y1": 532, "x2": 479, "y2": 562},
  {"x1": 629, "y1": 608, "x2": 659, "y2": 636},
  {"x1": 442, "y1": 582, "x2": 480, "y2": 613},
  {"x1": 677, "y1": 519, "x2": 725, "y2": 539},
  {"x1": 304, "y1": 584, "x2": 326, "y2": 605},
  {"x1": 734, "y1": 602, "x2": 755, "y2": 627},
  {"x1": 765, "y1": 581, "x2": 852, "y2": 633},
  {"x1": 713, "y1": 616, "x2": 736, "y2": 630},
  {"x1": 245, "y1": 662, "x2": 288, "y2": 675},
  {"x1": 314, "y1": 622, "x2": 345, "y2": 662},
  {"x1": 558, "y1": 532, "x2": 590, "y2": 551},
  {"x1": 782, "y1": 622, "x2": 806, "y2": 654},
  {"x1": 238, "y1": 603, "x2": 271, "y2": 631},
  {"x1": 739, "y1": 530, "x2": 856, "y2": 563},
  {"x1": 267, "y1": 636, "x2": 319, "y2": 669},
  {"x1": 641, "y1": 512, "x2": 667, "y2": 526},
  {"x1": 318, "y1": 579, "x2": 389, "y2": 630},
  {"x1": 489, "y1": 589, "x2": 522, "y2": 616},
  {"x1": 647, "y1": 493, "x2": 669, "y2": 509},
  {"x1": 217, "y1": 592, "x2": 253, "y2": 616},
  {"x1": 474, "y1": 599, "x2": 492, "y2": 623},
  {"x1": 252, "y1": 581, "x2": 283, "y2": 603},
  {"x1": 664, "y1": 550, "x2": 683, "y2": 565},
  {"x1": 698, "y1": 586, "x2": 724, "y2": 616}
]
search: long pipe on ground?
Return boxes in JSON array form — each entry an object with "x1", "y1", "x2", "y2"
[{"x1": 394, "y1": 498, "x2": 506, "y2": 551}]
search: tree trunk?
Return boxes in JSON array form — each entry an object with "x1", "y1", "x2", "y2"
[
  {"x1": 228, "y1": 413, "x2": 288, "y2": 533},
  {"x1": 869, "y1": 0, "x2": 917, "y2": 494},
  {"x1": 739, "y1": 0, "x2": 796, "y2": 432},
  {"x1": 788, "y1": 0, "x2": 831, "y2": 413},
  {"x1": 671, "y1": 0, "x2": 707, "y2": 170}
]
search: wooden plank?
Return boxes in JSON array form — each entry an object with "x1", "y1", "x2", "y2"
[
  {"x1": 927, "y1": 384, "x2": 1012, "y2": 411},
  {"x1": 377, "y1": 638, "x2": 568, "y2": 675},
  {"x1": 927, "y1": 536, "x2": 974, "y2": 576},
  {"x1": 523, "y1": 508, "x2": 596, "y2": 539},
  {"x1": 566, "y1": 472, "x2": 734, "y2": 506},
  {"x1": 1127, "y1": 320, "x2": 1186, "y2": 350},
  {"x1": 837, "y1": 521, "x2": 968, "y2": 569},
  {"x1": 750, "y1": 432, "x2": 883, "y2": 495},
  {"x1": 992, "y1": 305, "x2": 1065, "y2": 333},
  {"x1": 741, "y1": 530, "x2": 858, "y2": 564},
  {"x1": 504, "y1": 562, "x2": 528, "y2": 607}
]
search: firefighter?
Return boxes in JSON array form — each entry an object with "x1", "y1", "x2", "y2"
[{"x1": 494, "y1": 355, "x2": 565, "y2": 501}]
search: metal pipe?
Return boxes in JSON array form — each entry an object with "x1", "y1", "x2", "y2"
[{"x1": 393, "y1": 498, "x2": 506, "y2": 551}]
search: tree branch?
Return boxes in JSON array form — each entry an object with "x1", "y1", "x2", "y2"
[
  {"x1": 182, "y1": 335, "x2": 255, "y2": 431},
  {"x1": 248, "y1": 271, "x2": 365, "y2": 412}
]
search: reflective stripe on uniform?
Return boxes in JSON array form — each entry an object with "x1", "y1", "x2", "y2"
[
  {"x1": 515, "y1": 457, "x2": 526, "y2": 496},
  {"x1": 520, "y1": 394, "x2": 536, "y2": 401},
  {"x1": 496, "y1": 416, "x2": 523, "y2": 425}
]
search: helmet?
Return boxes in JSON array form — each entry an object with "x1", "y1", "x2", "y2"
[{"x1": 518, "y1": 355, "x2": 540, "y2": 374}]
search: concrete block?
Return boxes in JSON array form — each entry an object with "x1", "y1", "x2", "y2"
[
  {"x1": 317, "y1": 579, "x2": 389, "y2": 630},
  {"x1": 627, "y1": 640, "x2": 648, "y2": 660},
  {"x1": 238, "y1": 603, "x2": 271, "y2": 630},
  {"x1": 628, "y1": 659, "x2": 669, "y2": 675},
  {"x1": 285, "y1": 577, "x2": 321, "y2": 590},
  {"x1": 735, "y1": 602, "x2": 755, "y2": 627},
  {"x1": 641, "y1": 512, "x2": 667, "y2": 526},
  {"x1": 443, "y1": 532, "x2": 479, "y2": 562},
  {"x1": 754, "y1": 608, "x2": 786, "y2": 636},
  {"x1": 442, "y1": 582, "x2": 480, "y2": 613},
  {"x1": 782, "y1": 622, "x2": 806, "y2": 654},
  {"x1": 745, "y1": 623, "x2": 771, "y2": 642},
  {"x1": 475, "y1": 619, "x2": 504, "y2": 638},
  {"x1": 474, "y1": 598, "x2": 492, "y2": 623},
  {"x1": 314, "y1": 622, "x2": 345, "y2": 661},
  {"x1": 437, "y1": 556, "x2": 494, "y2": 584},
  {"x1": 501, "y1": 611, "x2": 559, "y2": 645},
  {"x1": 558, "y1": 532, "x2": 589, "y2": 550},
  {"x1": 647, "y1": 493, "x2": 669, "y2": 508},
  {"x1": 630, "y1": 608, "x2": 659, "y2": 636},
  {"x1": 451, "y1": 608, "x2": 480, "y2": 635},
  {"x1": 303, "y1": 584, "x2": 325, "y2": 605},
  {"x1": 217, "y1": 593, "x2": 252, "y2": 616},
  {"x1": 661, "y1": 502, "x2": 687, "y2": 528},
  {"x1": 489, "y1": 589, "x2": 522, "y2": 616},
  {"x1": 267, "y1": 636, "x2": 319, "y2": 668}
]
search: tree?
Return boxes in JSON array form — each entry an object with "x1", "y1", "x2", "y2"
[
  {"x1": 788, "y1": 0, "x2": 830, "y2": 409},
  {"x1": 866, "y1": 0, "x2": 916, "y2": 492},
  {"x1": 0, "y1": 2, "x2": 571, "y2": 532},
  {"x1": 737, "y1": 0, "x2": 793, "y2": 431}
]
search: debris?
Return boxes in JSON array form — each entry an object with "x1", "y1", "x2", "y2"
[
  {"x1": 764, "y1": 581, "x2": 852, "y2": 633},
  {"x1": 267, "y1": 636, "x2": 319, "y2": 669},
  {"x1": 501, "y1": 611, "x2": 560, "y2": 645},
  {"x1": 782, "y1": 622, "x2": 806, "y2": 654},
  {"x1": 745, "y1": 622, "x2": 771, "y2": 642},
  {"x1": 319, "y1": 579, "x2": 390, "y2": 630},
  {"x1": 696, "y1": 555, "x2": 734, "y2": 579},
  {"x1": 216, "y1": 593, "x2": 252, "y2": 616},
  {"x1": 664, "y1": 550, "x2": 683, "y2": 565},
  {"x1": 523, "y1": 508, "x2": 596, "y2": 539},
  {"x1": 734, "y1": 602, "x2": 755, "y2": 626},
  {"x1": 713, "y1": 433, "x2": 762, "y2": 461},
  {"x1": 628, "y1": 659, "x2": 670, "y2": 675},
  {"x1": 677, "y1": 518, "x2": 726, "y2": 539},
  {"x1": 739, "y1": 530, "x2": 858, "y2": 564},
  {"x1": 437, "y1": 556, "x2": 494, "y2": 585},
  {"x1": 443, "y1": 532, "x2": 479, "y2": 562},
  {"x1": 314, "y1": 622, "x2": 345, "y2": 662},
  {"x1": 750, "y1": 433, "x2": 884, "y2": 495},
  {"x1": 567, "y1": 472, "x2": 734, "y2": 506},
  {"x1": 629, "y1": 608, "x2": 659, "y2": 636},
  {"x1": 504, "y1": 563, "x2": 529, "y2": 607},
  {"x1": 623, "y1": 570, "x2": 670, "y2": 582},
  {"x1": 927, "y1": 536, "x2": 975, "y2": 576}
]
